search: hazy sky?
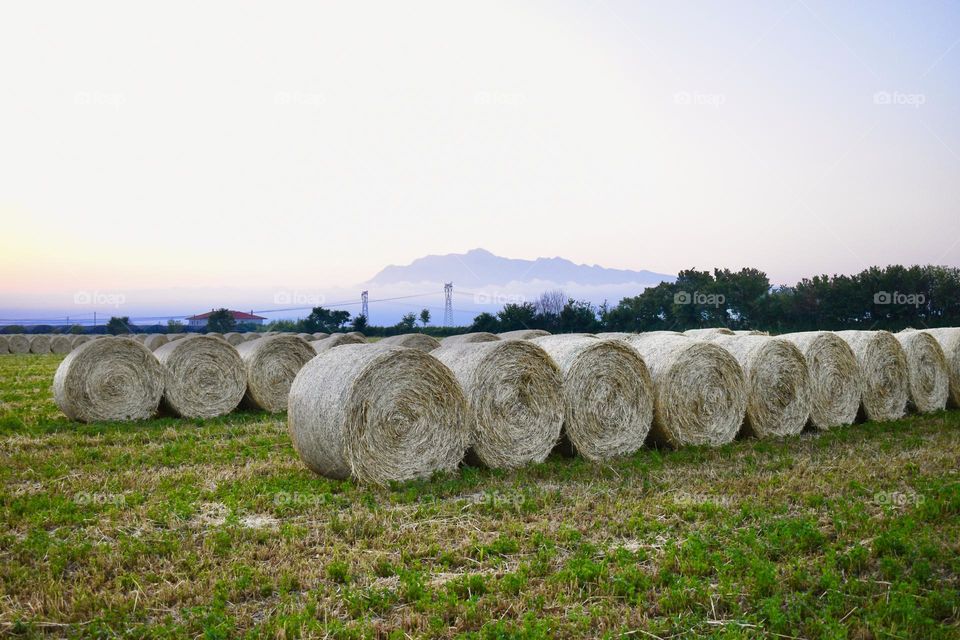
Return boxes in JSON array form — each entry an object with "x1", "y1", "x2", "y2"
[{"x1": 1, "y1": 1, "x2": 958, "y2": 318}]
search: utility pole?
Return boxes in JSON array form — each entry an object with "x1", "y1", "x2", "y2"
[
  {"x1": 443, "y1": 283, "x2": 453, "y2": 326},
  {"x1": 361, "y1": 290, "x2": 369, "y2": 319}
]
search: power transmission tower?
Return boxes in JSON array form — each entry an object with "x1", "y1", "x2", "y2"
[
  {"x1": 361, "y1": 290, "x2": 369, "y2": 319},
  {"x1": 443, "y1": 282, "x2": 453, "y2": 326}
]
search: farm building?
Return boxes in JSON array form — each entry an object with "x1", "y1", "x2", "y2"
[{"x1": 186, "y1": 310, "x2": 267, "y2": 328}]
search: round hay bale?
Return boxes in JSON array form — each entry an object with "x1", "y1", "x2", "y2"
[
  {"x1": 311, "y1": 333, "x2": 366, "y2": 354},
  {"x1": 8, "y1": 334, "x2": 30, "y2": 354},
  {"x1": 432, "y1": 340, "x2": 564, "y2": 468},
  {"x1": 70, "y1": 335, "x2": 91, "y2": 350},
  {"x1": 777, "y1": 331, "x2": 861, "y2": 429},
  {"x1": 29, "y1": 335, "x2": 51, "y2": 354},
  {"x1": 297, "y1": 333, "x2": 314, "y2": 341},
  {"x1": 236, "y1": 335, "x2": 316, "y2": 412},
  {"x1": 153, "y1": 335, "x2": 246, "y2": 418},
  {"x1": 441, "y1": 332, "x2": 500, "y2": 346},
  {"x1": 702, "y1": 335, "x2": 810, "y2": 438},
  {"x1": 734, "y1": 330, "x2": 769, "y2": 336},
  {"x1": 244, "y1": 333, "x2": 261, "y2": 341},
  {"x1": 223, "y1": 332, "x2": 245, "y2": 346},
  {"x1": 379, "y1": 333, "x2": 442, "y2": 352},
  {"x1": 53, "y1": 337, "x2": 164, "y2": 422},
  {"x1": 50, "y1": 335, "x2": 73, "y2": 354},
  {"x1": 206, "y1": 331, "x2": 223, "y2": 339},
  {"x1": 132, "y1": 334, "x2": 147, "y2": 343},
  {"x1": 311, "y1": 332, "x2": 329, "y2": 340},
  {"x1": 346, "y1": 331, "x2": 366, "y2": 340},
  {"x1": 622, "y1": 334, "x2": 746, "y2": 447},
  {"x1": 684, "y1": 328, "x2": 734, "y2": 338},
  {"x1": 921, "y1": 328, "x2": 960, "y2": 408},
  {"x1": 288, "y1": 344, "x2": 470, "y2": 484},
  {"x1": 531, "y1": 334, "x2": 653, "y2": 461},
  {"x1": 836, "y1": 331, "x2": 909, "y2": 422},
  {"x1": 142, "y1": 334, "x2": 169, "y2": 351},
  {"x1": 0, "y1": 336, "x2": 8, "y2": 354},
  {"x1": 895, "y1": 331, "x2": 949, "y2": 413},
  {"x1": 499, "y1": 329, "x2": 551, "y2": 340}
]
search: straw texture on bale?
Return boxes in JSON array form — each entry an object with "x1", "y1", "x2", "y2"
[
  {"x1": 346, "y1": 332, "x2": 366, "y2": 340},
  {"x1": 243, "y1": 333, "x2": 261, "y2": 341},
  {"x1": 133, "y1": 334, "x2": 147, "y2": 343},
  {"x1": 152, "y1": 335, "x2": 246, "y2": 418},
  {"x1": 895, "y1": 331, "x2": 949, "y2": 413},
  {"x1": 921, "y1": 328, "x2": 960, "y2": 408},
  {"x1": 623, "y1": 334, "x2": 746, "y2": 447},
  {"x1": 778, "y1": 331, "x2": 861, "y2": 429},
  {"x1": 311, "y1": 333, "x2": 366, "y2": 354},
  {"x1": 0, "y1": 336, "x2": 8, "y2": 354},
  {"x1": 70, "y1": 335, "x2": 91, "y2": 349},
  {"x1": 53, "y1": 338, "x2": 164, "y2": 422},
  {"x1": 441, "y1": 332, "x2": 501, "y2": 346},
  {"x1": 206, "y1": 332, "x2": 223, "y2": 339},
  {"x1": 311, "y1": 332, "x2": 329, "y2": 340},
  {"x1": 531, "y1": 334, "x2": 653, "y2": 461},
  {"x1": 594, "y1": 332, "x2": 635, "y2": 341},
  {"x1": 683, "y1": 328, "x2": 734, "y2": 338},
  {"x1": 143, "y1": 334, "x2": 169, "y2": 351},
  {"x1": 236, "y1": 335, "x2": 316, "y2": 412},
  {"x1": 29, "y1": 335, "x2": 51, "y2": 354},
  {"x1": 836, "y1": 331, "x2": 909, "y2": 422},
  {"x1": 499, "y1": 329, "x2": 551, "y2": 340},
  {"x1": 8, "y1": 335, "x2": 29, "y2": 354},
  {"x1": 702, "y1": 335, "x2": 810, "y2": 438},
  {"x1": 223, "y1": 332, "x2": 245, "y2": 346},
  {"x1": 288, "y1": 344, "x2": 470, "y2": 484},
  {"x1": 432, "y1": 341, "x2": 564, "y2": 468},
  {"x1": 297, "y1": 333, "x2": 314, "y2": 341},
  {"x1": 50, "y1": 335, "x2": 73, "y2": 354},
  {"x1": 379, "y1": 333, "x2": 442, "y2": 352}
]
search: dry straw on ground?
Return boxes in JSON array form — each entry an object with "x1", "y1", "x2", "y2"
[
  {"x1": 499, "y1": 329, "x2": 551, "y2": 340},
  {"x1": 379, "y1": 333, "x2": 441, "y2": 352},
  {"x1": 683, "y1": 328, "x2": 734, "y2": 338},
  {"x1": 777, "y1": 331, "x2": 861, "y2": 429},
  {"x1": 311, "y1": 333, "x2": 366, "y2": 354},
  {"x1": 895, "y1": 330, "x2": 949, "y2": 413},
  {"x1": 441, "y1": 332, "x2": 501, "y2": 346},
  {"x1": 53, "y1": 337, "x2": 164, "y2": 422},
  {"x1": 153, "y1": 335, "x2": 247, "y2": 418},
  {"x1": 29, "y1": 335, "x2": 51, "y2": 354},
  {"x1": 698, "y1": 334, "x2": 811, "y2": 438},
  {"x1": 921, "y1": 327, "x2": 960, "y2": 408},
  {"x1": 143, "y1": 334, "x2": 169, "y2": 351},
  {"x1": 8, "y1": 335, "x2": 29, "y2": 354},
  {"x1": 50, "y1": 335, "x2": 72, "y2": 354},
  {"x1": 288, "y1": 344, "x2": 470, "y2": 484},
  {"x1": 622, "y1": 333, "x2": 746, "y2": 447},
  {"x1": 236, "y1": 335, "x2": 315, "y2": 412},
  {"x1": 836, "y1": 330, "x2": 910, "y2": 422},
  {"x1": 432, "y1": 340, "x2": 564, "y2": 468},
  {"x1": 531, "y1": 334, "x2": 653, "y2": 461}
]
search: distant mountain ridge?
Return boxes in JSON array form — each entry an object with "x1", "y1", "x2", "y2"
[{"x1": 367, "y1": 248, "x2": 675, "y2": 287}]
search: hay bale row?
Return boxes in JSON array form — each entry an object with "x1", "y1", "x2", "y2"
[
  {"x1": 835, "y1": 331, "x2": 909, "y2": 422},
  {"x1": 895, "y1": 330, "x2": 949, "y2": 413},
  {"x1": 237, "y1": 335, "x2": 316, "y2": 412},
  {"x1": 778, "y1": 331, "x2": 861, "y2": 429},
  {"x1": 921, "y1": 328, "x2": 960, "y2": 408}
]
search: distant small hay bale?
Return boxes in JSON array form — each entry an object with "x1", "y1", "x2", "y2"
[
  {"x1": 297, "y1": 333, "x2": 314, "y2": 341},
  {"x1": 778, "y1": 331, "x2": 861, "y2": 429},
  {"x1": 895, "y1": 331, "x2": 949, "y2": 413},
  {"x1": 310, "y1": 333, "x2": 366, "y2": 354},
  {"x1": 622, "y1": 334, "x2": 746, "y2": 447},
  {"x1": 29, "y1": 335, "x2": 51, "y2": 354},
  {"x1": 441, "y1": 332, "x2": 501, "y2": 346},
  {"x1": 236, "y1": 335, "x2": 316, "y2": 412},
  {"x1": 8, "y1": 335, "x2": 30, "y2": 354},
  {"x1": 50, "y1": 335, "x2": 73, "y2": 354},
  {"x1": 499, "y1": 329, "x2": 551, "y2": 340},
  {"x1": 143, "y1": 334, "x2": 169, "y2": 351},
  {"x1": 243, "y1": 333, "x2": 261, "y2": 341},
  {"x1": 684, "y1": 328, "x2": 734, "y2": 338},
  {"x1": 133, "y1": 335, "x2": 148, "y2": 343},
  {"x1": 702, "y1": 335, "x2": 810, "y2": 438},
  {"x1": 0, "y1": 336, "x2": 8, "y2": 354},
  {"x1": 379, "y1": 333, "x2": 441, "y2": 352},
  {"x1": 311, "y1": 332, "x2": 329, "y2": 340},
  {"x1": 346, "y1": 331, "x2": 366, "y2": 339},
  {"x1": 836, "y1": 331, "x2": 909, "y2": 422},
  {"x1": 223, "y1": 332, "x2": 245, "y2": 346},
  {"x1": 53, "y1": 337, "x2": 164, "y2": 422},
  {"x1": 288, "y1": 344, "x2": 470, "y2": 484},
  {"x1": 921, "y1": 328, "x2": 960, "y2": 408},
  {"x1": 531, "y1": 334, "x2": 653, "y2": 461},
  {"x1": 432, "y1": 340, "x2": 564, "y2": 468},
  {"x1": 70, "y1": 335, "x2": 91, "y2": 349},
  {"x1": 153, "y1": 336, "x2": 246, "y2": 418}
]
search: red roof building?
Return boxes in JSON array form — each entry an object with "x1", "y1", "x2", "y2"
[{"x1": 186, "y1": 310, "x2": 267, "y2": 327}]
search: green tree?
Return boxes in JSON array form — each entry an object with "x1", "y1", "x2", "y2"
[
  {"x1": 303, "y1": 307, "x2": 351, "y2": 333},
  {"x1": 167, "y1": 319, "x2": 184, "y2": 333},
  {"x1": 69, "y1": 325, "x2": 85, "y2": 335},
  {"x1": 206, "y1": 309, "x2": 237, "y2": 333},
  {"x1": 397, "y1": 312, "x2": 417, "y2": 332},
  {"x1": 352, "y1": 314, "x2": 368, "y2": 332},
  {"x1": 497, "y1": 302, "x2": 538, "y2": 331},
  {"x1": 470, "y1": 312, "x2": 499, "y2": 333},
  {"x1": 419, "y1": 308, "x2": 431, "y2": 328},
  {"x1": 106, "y1": 316, "x2": 132, "y2": 335}
]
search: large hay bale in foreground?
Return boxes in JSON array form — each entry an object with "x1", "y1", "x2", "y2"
[
  {"x1": 836, "y1": 331, "x2": 909, "y2": 422},
  {"x1": 921, "y1": 328, "x2": 960, "y2": 408},
  {"x1": 288, "y1": 344, "x2": 470, "y2": 484},
  {"x1": 432, "y1": 341, "x2": 563, "y2": 468},
  {"x1": 441, "y1": 332, "x2": 500, "y2": 346},
  {"x1": 29, "y1": 335, "x2": 51, "y2": 354},
  {"x1": 236, "y1": 335, "x2": 316, "y2": 412},
  {"x1": 143, "y1": 334, "x2": 169, "y2": 351},
  {"x1": 684, "y1": 328, "x2": 734, "y2": 338},
  {"x1": 53, "y1": 338, "x2": 164, "y2": 422},
  {"x1": 311, "y1": 333, "x2": 366, "y2": 354},
  {"x1": 153, "y1": 336, "x2": 246, "y2": 418},
  {"x1": 622, "y1": 334, "x2": 746, "y2": 447},
  {"x1": 700, "y1": 335, "x2": 810, "y2": 438},
  {"x1": 50, "y1": 335, "x2": 73, "y2": 354},
  {"x1": 895, "y1": 331, "x2": 949, "y2": 413},
  {"x1": 531, "y1": 334, "x2": 653, "y2": 461},
  {"x1": 499, "y1": 329, "x2": 551, "y2": 340},
  {"x1": 223, "y1": 332, "x2": 245, "y2": 346},
  {"x1": 778, "y1": 331, "x2": 861, "y2": 429},
  {"x1": 8, "y1": 335, "x2": 29, "y2": 354},
  {"x1": 380, "y1": 333, "x2": 441, "y2": 352}
]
